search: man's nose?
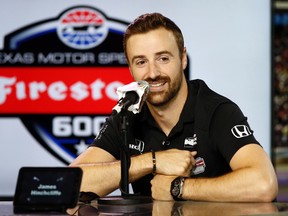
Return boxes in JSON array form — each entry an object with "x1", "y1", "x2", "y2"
[{"x1": 148, "y1": 62, "x2": 161, "y2": 79}]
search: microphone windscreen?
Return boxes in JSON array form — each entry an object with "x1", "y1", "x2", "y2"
[{"x1": 122, "y1": 91, "x2": 139, "y2": 106}]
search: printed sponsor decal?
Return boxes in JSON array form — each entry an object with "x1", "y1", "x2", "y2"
[{"x1": 191, "y1": 157, "x2": 206, "y2": 175}]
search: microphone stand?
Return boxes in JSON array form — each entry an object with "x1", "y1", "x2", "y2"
[
  {"x1": 119, "y1": 108, "x2": 130, "y2": 195},
  {"x1": 98, "y1": 103, "x2": 152, "y2": 206}
]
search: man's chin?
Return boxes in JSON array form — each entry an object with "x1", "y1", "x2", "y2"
[{"x1": 147, "y1": 97, "x2": 169, "y2": 107}]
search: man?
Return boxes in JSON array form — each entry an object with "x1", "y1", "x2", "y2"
[{"x1": 70, "y1": 13, "x2": 278, "y2": 202}]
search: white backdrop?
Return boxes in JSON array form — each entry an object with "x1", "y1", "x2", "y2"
[{"x1": 0, "y1": 0, "x2": 271, "y2": 197}]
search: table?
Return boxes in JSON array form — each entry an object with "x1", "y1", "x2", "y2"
[{"x1": 1, "y1": 200, "x2": 288, "y2": 215}]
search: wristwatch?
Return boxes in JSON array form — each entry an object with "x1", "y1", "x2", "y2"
[{"x1": 170, "y1": 176, "x2": 186, "y2": 201}]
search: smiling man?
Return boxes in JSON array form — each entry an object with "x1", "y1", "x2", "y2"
[{"x1": 70, "y1": 13, "x2": 278, "y2": 202}]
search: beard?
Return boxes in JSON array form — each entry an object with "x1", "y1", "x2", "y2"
[{"x1": 146, "y1": 73, "x2": 183, "y2": 107}]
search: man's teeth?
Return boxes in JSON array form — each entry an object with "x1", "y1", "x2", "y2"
[{"x1": 150, "y1": 82, "x2": 164, "y2": 87}]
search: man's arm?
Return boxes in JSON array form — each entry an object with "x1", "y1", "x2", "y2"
[
  {"x1": 151, "y1": 144, "x2": 278, "y2": 202},
  {"x1": 70, "y1": 147, "x2": 196, "y2": 197},
  {"x1": 69, "y1": 147, "x2": 152, "y2": 196}
]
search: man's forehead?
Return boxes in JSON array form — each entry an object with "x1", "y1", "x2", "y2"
[
  {"x1": 126, "y1": 29, "x2": 177, "y2": 56},
  {"x1": 127, "y1": 28, "x2": 175, "y2": 42}
]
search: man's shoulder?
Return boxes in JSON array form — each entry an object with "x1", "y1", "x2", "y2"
[
  {"x1": 190, "y1": 79, "x2": 236, "y2": 130},
  {"x1": 189, "y1": 79, "x2": 231, "y2": 103}
]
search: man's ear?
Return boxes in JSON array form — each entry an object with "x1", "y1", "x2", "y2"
[{"x1": 182, "y1": 47, "x2": 188, "y2": 70}]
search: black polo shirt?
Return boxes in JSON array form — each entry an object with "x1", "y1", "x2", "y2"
[{"x1": 91, "y1": 79, "x2": 259, "y2": 195}]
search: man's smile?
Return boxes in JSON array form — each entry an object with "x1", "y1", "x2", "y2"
[{"x1": 148, "y1": 81, "x2": 167, "y2": 92}]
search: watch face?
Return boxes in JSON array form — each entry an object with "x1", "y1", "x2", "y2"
[
  {"x1": 172, "y1": 186, "x2": 180, "y2": 196},
  {"x1": 171, "y1": 179, "x2": 181, "y2": 196},
  {"x1": 174, "y1": 179, "x2": 181, "y2": 186}
]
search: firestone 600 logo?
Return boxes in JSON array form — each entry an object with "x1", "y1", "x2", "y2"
[{"x1": 0, "y1": 6, "x2": 132, "y2": 164}]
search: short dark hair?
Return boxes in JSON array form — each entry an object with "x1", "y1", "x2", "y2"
[{"x1": 123, "y1": 13, "x2": 184, "y2": 62}]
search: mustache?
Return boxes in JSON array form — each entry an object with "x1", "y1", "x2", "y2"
[{"x1": 145, "y1": 76, "x2": 170, "y2": 83}]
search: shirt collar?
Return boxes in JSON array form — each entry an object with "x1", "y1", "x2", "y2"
[{"x1": 138, "y1": 81, "x2": 197, "y2": 125}]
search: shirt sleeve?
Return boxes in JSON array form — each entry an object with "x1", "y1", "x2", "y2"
[
  {"x1": 209, "y1": 102, "x2": 260, "y2": 163},
  {"x1": 90, "y1": 114, "x2": 122, "y2": 160}
]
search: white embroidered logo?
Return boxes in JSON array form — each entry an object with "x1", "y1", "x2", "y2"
[
  {"x1": 129, "y1": 139, "x2": 145, "y2": 153},
  {"x1": 184, "y1": 134, "x2": 197, "y2": 148},
  {"x1": 231, "y1": 125, "x2": 252, "y2": 138}
]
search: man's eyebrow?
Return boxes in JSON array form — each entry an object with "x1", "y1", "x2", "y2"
[
  {"x1": 155, "y1": 50, "x2": 174, "y2": 56},
  {"x1": 131, "y1": 51, "x2": 174, "y2": 63},
  {"x1": 131, "y1": 55, "x2": 145, "y2": 64}
]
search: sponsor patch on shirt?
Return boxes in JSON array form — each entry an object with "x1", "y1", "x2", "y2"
[
  {"x1": 129, "y1": 139, "x2": 145, "y2": 153},
  {"x1": 184, "y1": 134, "x2": 197, "y2": 148},
  {"x1": 191, "y1": 157, "x2": 206, "y2": 175},
  {"x1": 231, "y1": 125, "x2": 252, "y2": 138}
]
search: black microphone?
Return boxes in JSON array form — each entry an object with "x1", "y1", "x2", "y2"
[
  {"x1": 112, "y1": 80, "x2": 150, "y2": 115},
  {"x1": 119, "y1": 91, "x2": 139, "y2": 110}
]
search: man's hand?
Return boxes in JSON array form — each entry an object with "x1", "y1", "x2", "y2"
[
  {"x1": 151, "y1": 174, "x2": 176, "y2": 201},
  {"x1": 155, "y1": 149, "x2": 197, "y2": 176}
]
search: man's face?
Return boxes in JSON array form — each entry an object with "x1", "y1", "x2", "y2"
[{"x1": 126, "y1": 28, "x2": 187, "y2": 107}]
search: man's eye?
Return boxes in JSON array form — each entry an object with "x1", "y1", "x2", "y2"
[
  {"x1": 136, "y1": 60, "x2": 146, "y2": 66},
  {"x1": 158, "y1": 56, "x2": 169, "y2": 62}
]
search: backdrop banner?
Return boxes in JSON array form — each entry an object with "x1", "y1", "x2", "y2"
[{"x1": 0, "y1": 0, "x2": 270, "y2": 197}]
